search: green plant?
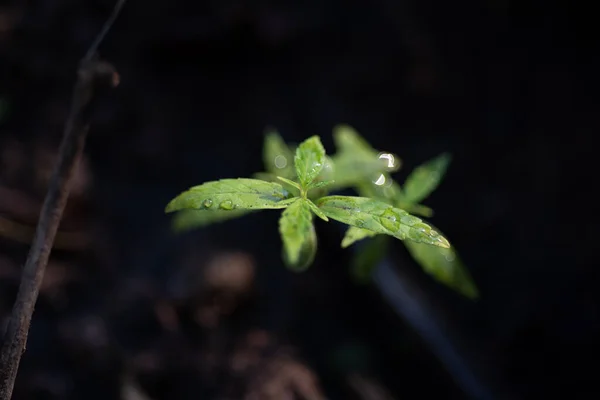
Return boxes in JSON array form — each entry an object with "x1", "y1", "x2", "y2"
[{"x1": 165, "y1": 126, "x2": 478, "y2": 298}]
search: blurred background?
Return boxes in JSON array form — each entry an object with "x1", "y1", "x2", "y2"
[{"x1": 0, "y1": 0, "x2": 597, "y2": 399}]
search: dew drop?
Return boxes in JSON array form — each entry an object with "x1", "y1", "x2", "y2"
[
  {"x1": 407, "y1": 229, "x2": 421, "y2": 241},
  {"x1": 380, "y1": 208, "x2": 400, "y2": 231},
  {"x1": 413, "y1": 223, "x2": 430, "y2": 233},
  {"x1": 409, "y1": 223, "x2": 431, "y2": 241},
  {"x1": 400, "y1": 214, "x2": 420, "y2": 226},
  {"x1": 219, "y1": 200, "x2": 234, "y2": 210},
  {"x1": 203, "y1": 199, "x2": 213, "y2": 208}
]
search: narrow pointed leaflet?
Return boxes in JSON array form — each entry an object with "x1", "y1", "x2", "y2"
[
  {"x1": 404, "y1": 229, "x2": 478, "y2": 299},
  {"x1": 341, "y1": 226, "x2": 377, "y2": 248},
  {"x1": 401, "y1": 152, "x2": 451, "y2": 205},
  {"x1": 317, "y1": 195, "x2": 450, "y2": 248},
  {"x1": 165, "y1": 178, "x2": 292, "y2": 213},
  {"x1": 294, "y1": 136, "x2": 325, "y2": 188},
  {"x1": 279, "y1": 198, "x2": 317, "y2": 271}
]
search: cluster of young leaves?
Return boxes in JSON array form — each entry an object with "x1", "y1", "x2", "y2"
[
  {"x1": 331, "y1": 126, "x2": 478, "y2": 298},
  {"x1": 166, "y1": 127, "x2": 478, "y2": 298}
]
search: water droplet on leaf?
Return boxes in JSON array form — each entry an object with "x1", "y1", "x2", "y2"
[
  {"x1": 219, "y1": 200, "x2": 234, "y2": 210},
  {"x1": 203, "y1": 199, "x2": 213, "y2": 208},
  {"x1": 409, "y1": 222, "x2": 431, "y2": 241},
  {"x1": 400, "y1": 214, "x2": 419, "y2": 226},
  {"x1": 380, "y1": 208, "x2": 400, "y2": 231},
  {"x1": 413, "y1": 223, "x2": 430, "y2": 233}
]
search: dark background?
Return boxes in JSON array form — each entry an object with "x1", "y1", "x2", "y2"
[{"x1": 1, "y1": 0, "x2": 597, "y2": 399}]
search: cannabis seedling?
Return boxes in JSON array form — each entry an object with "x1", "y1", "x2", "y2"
[{"x1": 165, "y1": 135, "x2": 450, "y2": 273}]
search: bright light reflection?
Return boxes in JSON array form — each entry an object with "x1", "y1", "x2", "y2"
[
  {"x1": 373, "y1": 174, "x2": 386, "y2": 186},
  {"x1": 274, "y1": 155, "x2": 287, "y2": 169},
  {"x1": 378, "y1": 152, "x2": 396, "y2": 169}
]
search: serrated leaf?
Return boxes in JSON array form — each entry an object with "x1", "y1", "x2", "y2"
[
  {"x1": 307, "y1": 156, "x2": 335, "y2": 200},
  {"x1": 279, "y1": 199, "x2": 316, "y2": 271},
  {"x1": 317, "y1": 196, "x2": 449, "y2": 248},
  {"x1": 402, "y1": 153, "x2": 451, "y2": 204},
  {"x1": 171, "y1": 209, "x2": 252, "y2": 233},
  {"x1": 263, "y1": 129, "x2": 295, "y2": 178},
  {"x1": 294, "y1": 136, "x2": 326, "y2": 187},
  {"x1": 341, "y1": 226, "x2": 377, "y2": 248},
  {"x1": 403, "y1": 229, "x2": 478, "y2": 299},
  {"x1": 165, "y1": 178, "x2": 292, "y2": 213}
]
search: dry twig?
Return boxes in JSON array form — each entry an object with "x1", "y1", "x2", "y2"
[{"x1": 0, "y1": 1, "x2": 127, "y2": 398}]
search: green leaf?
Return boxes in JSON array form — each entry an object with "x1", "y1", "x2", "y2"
[
  {"x1": 355, "y1": 177, "x2": 434, "y2": 218},
  {"x1": 316, "y1": 155, "x2": 335, "y2": 182},
  {"x1": 305, "y1": 199, "x2": 329, "y2": 222},
  {"x1": 402, "y1": 153, "x2": 451, "y2": 204},
  {"x1": 307, "y1": 156, "x2": 335, "y2": 200},
  {"x1": 171, "y1": 208, "x2": 252, "y2": 233},
  {"x1": 165, "y1": 178, "x2": 292, "y2": 213},
  {"x1": 253, "y1": 172, "x2": 300, "y2": 196},
  {"x1": 294, "y1": 135, "x2": 326, "y2": 188},
  {"x1": 253, "y1": 171, "x2": 277, "y2": 182},
  {"x1": 403, "y1": 203, "x2": 434, "y2": 218},
  {"x1": 279, "y1": 199, "x2": 317, "y2": 271},
  {"x1": 308, "y1": 180, "x2": 334, "y2": 190},
  {"x1": 403, "y1": 230, "x2": 478, "y2": 299},
  {"x1": 350, "y1": 235, "x2": 389, "y2": 283},
  {"x1": 263, "y1": 129, "x2": 295, "y2": 178},
  {"x1": 330, "y1": 125, "x2": 400, "y2": 190},
  {"x1": 356, "y1": 178, "x2": 402, "y2": 202},
  {"x1": 341, "y1": 226, "x2": 377, "y2": 248},
  {"x1": 333, "y1": 124, "x2": 378, "y2": 155},
  {"x1": 317, "y1": 195, "x2": 449, "y2": 248},
  {"x1": 277, "y1": 176, "x2": 302, "y2": 190}
]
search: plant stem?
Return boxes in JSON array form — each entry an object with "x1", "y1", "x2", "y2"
[{"x1": 0, "y1": 1, "x2": 126, "y2": 398}]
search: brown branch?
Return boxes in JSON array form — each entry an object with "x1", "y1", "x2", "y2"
[{"x1": 0, "y1": 1, "x2": 126, "y2": 398}]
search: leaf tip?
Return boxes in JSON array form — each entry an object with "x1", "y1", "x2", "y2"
[
  {"x1": 436, "y1": 235, "x2": 451, "y2": 249},
  {"x1": 164, "y1": 199, "x2": 179, "y2": 214}
]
